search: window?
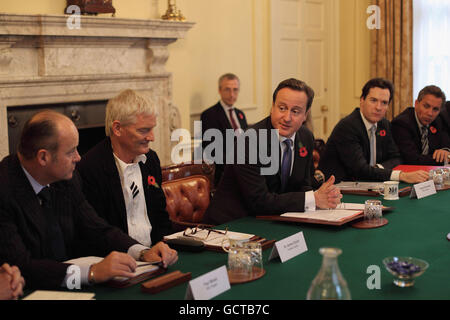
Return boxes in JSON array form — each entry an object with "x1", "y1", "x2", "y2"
[{"x1": 413, "y1": 0, "x2": 450, "y2": 100}]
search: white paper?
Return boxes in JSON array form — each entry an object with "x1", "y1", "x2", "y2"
[
  {"x1": 335, "y1": 181, "x2": 384, "y2": 191},
  {"x1": 336, "y1": 203, "x2": 365, "y2": 210},
  {"x1": 412, "y1": 180, "x2": 437, "y2": 199},
  {"x1": 164, "y1": 230, "x2": 254, "y2": 249},
  {"x1": 185, "y1": 265, "x2": 230, "y2": 300},
  {"x1": 64, "y1": 256, "x2": 158, "y2": 282},
  {"x1": 23, "y1": 290, "x2": 95, "y2": 300},
  {"x1": 269, "y1": 231, "x2": 307, "y2": 263},
  {"x1": 281, "y1": 209, "x2": 362, "y2": 222}
]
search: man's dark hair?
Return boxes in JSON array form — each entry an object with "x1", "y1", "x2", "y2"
[
  {"x1": 360, "y1": 78, "x2": 394, "y2": 103},
  {"x1": 18, "y1": 112, "x2": 59, "y2": 160},
  {"x1": 417, "y1": 85, "x2": 446, "y2": 107},
  {"x1": 272, "y1": 78, "x2": 315, "y2": 111}
]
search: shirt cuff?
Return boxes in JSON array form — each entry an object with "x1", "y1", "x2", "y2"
[
  {"x1": 304, "y1": 190, "x2": 316, "y2": 211},
  {"x1": 127, "y1": 243, "x2": 150, "y2": 261},
  {"x1": 390, "y1": 170, "x2": 401, "y2": 181}
]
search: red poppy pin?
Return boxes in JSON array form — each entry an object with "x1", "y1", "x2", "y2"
[
  {"x1": 378, "y1": 129, "x2": 386, "y2": 137},
  {"x1": 299, "y1": 147, "x2": 308, "y2": 158},
  {"x1": 147, "y1": 175, "x2": 160, "y2": 188},
  {"x1": 239, "y1": 113, "x2": 244, "y2": 120},
  {"x1": 430, "y1": 126, "x2": 437, "y2": 134}
]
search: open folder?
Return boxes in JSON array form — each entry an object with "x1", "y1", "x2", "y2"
[{"x1": 257, "y1": 203, "x2": 366, "y2": 226}]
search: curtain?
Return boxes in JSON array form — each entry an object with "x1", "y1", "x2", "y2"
[
  {"x1": 370, "y1": 0, "x2": 413, "y2": 120},
  {"x1": 413, "y1": 0, "x2": 450, "y2": 101}
]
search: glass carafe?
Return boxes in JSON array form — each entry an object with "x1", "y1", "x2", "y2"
[{"x1": 306, "y1": 247, "x2": 351, "y2": 300}]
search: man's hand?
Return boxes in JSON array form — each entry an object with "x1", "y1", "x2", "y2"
[
  {"x1": 313, "y1": 175, "x2": 342, "y2": 209},
  {"x1": 89, "y1": 251, "x2": 137, "y2": 284},
  {"x1": 0, "y1": 263, "x2": 25, "y2": 300},
  {"x1": 432, "y1": 149, "x2": 450, "y2": 163},
  {"x1": 142, "y1": 242, "x2": 178, "y2": 268},
  {"x1": 399, "y1": 170, "x2": 429, "y2": 184}
]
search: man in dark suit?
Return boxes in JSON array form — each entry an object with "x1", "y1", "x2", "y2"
[
  {"x1": 201, "y1": 73, "x2": 248, "y2": 187},
  {"x1": 392, "y1": 85, "x2": 450, "y2": 165},
  {"x1": 0, "y1": 111, "x2": 177, "y2": 289},
  {"x1": 202, "y1": 78, "x2": 342, "y2": 225},
  {"x1": 77, "y1": 89, "x2": 171, "y2": 247},
  {"x1": 440, "y1": 101, "x2": 450, "y2": 134},
  {"x1": 319, "y1": 78, "x2": 429, "y2": 183}
]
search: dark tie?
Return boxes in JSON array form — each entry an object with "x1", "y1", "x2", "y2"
[
  {"x1": 421, "y1": 126, "x2": 429, "y2": 155},
  {"x1": 369, "y1": 125, "x2": 376, "y2": 166},
  {"x1": 228, "y1": 108, "x2": 239, "y2": 130},
  {"x1": 281, "y1": 139, "x2": 292, "y2": 192},
  {"x1": 38, "y1": 187, "x2": 67, "y2": 261}
]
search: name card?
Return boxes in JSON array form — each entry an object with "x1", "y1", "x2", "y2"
[
  {"x1": 185, "y1": 265, "x2": 230, "y2": 300},
  {"x1": 410, "y1": 180, "x2": 437, "y2": 199},
  {"x1": 269, "y1": 231, "x2": 308, "y2": 263}
]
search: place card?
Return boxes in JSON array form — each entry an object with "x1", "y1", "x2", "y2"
[
  {"x1": 185, "y1": 265, "x2": 230, "y2": 300},
  {"x1": 268, "y1": 231, "x2": 308, "y2": 263},
  {"x1": 410, "y1": 180, "x2": 437, "y2": 199}
]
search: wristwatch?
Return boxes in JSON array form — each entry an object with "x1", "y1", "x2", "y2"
[{"x1": 139, "y1": 249, "x2": 150, "y2": 261}]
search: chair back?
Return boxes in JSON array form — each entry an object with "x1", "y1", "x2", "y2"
[{"x1": 162, "y1": 175, "x2": 210, "y2": 225}]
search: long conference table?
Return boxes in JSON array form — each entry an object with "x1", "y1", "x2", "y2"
[{"x1": 86, "y1": 185, "x2": 450, "y2": 301}]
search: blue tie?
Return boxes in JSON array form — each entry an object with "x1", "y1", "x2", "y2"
[{"x1": 281, "y1": 139, "x2": 292, "y2": 191}]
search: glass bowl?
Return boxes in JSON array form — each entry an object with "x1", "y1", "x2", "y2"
[{"x1": 383, "y1": 256, "x2": 429, "y2": 287}]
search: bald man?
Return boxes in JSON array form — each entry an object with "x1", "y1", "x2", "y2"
[{"x1": 0, "y1": 110, "x2": 177, "y2": 289}]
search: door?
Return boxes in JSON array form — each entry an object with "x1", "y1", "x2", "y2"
[{"x1": 271, "y1": 0, "x2": 339, "y2": 141}]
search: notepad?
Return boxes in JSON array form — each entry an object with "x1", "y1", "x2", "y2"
[
  {"x1": 281, "y1": 209, "x2": 362, "y2": 222},
  {"x1": 64, "y1": 256, "x2": 158, "y2": 282},
  {"x1": 23, "y1": 290, "x2": 95, "y2": 300}
]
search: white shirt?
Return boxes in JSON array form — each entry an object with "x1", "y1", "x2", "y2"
[
  {"x1": 220, "y1": 100, "x2": 242, "y2": 129},
  {"x1": 360, "y1": 111, "x2": 400, "y2": 181},
  {"x1": 113, "y1": 153, "x2": 152, "y2": 248},
  {"x1": 278, "y1": 132, "x2": 316, "y2": 211}
]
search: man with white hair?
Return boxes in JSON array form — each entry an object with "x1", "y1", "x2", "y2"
[{"x1": 78, "y1": 89, "x2": 173, "y2": 255}]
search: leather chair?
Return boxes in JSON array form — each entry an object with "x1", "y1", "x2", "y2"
[
  {"x1": 161, "y1": 161, "x2": 215, "y2": 192},
  {"x1": 162, "y1": 175, "x2": 212, "y2": 230}
]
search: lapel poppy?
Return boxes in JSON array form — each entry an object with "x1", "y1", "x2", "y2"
[
  {"x1": 299, "y1": 146, "x2": 308, "y2": 158},
  {"x1": 238, "y1": 113, "x2": 244, "y2": 120},
  {"x1": 430, "y1": 126, "x2": 437, "y2": 134},
  {"x1": 147, "y1": 175, "x2": 160, "y2": 188},
  {"x1": 378, "y1": 129, "x2": 386, "y2": 137}
]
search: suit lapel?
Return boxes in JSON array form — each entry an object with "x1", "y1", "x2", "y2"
[
  {"x1": 355, "y1": 110, "x2": 372, "y2": 162},
  {"x1": 102, "y1": 141, "x2": 129, "y2": 231},
  {"x1": 9, "y1": 155, "x2": 47, "y2": 247},
  {"x1": 214, "y1": 103, "x2": 233, "y2": 131}
]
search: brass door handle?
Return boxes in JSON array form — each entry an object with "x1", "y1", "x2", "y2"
[{"x1": 321, "y1": 105, "x2": 328, "y2": 112}]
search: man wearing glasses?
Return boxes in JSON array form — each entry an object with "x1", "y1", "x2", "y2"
[{"x1": 202, "y1": 78, "x2": 342, "y2": 225}]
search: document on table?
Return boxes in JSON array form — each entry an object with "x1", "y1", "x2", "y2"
[
  {"x1": 335, "y1": 181, "x2": 384, "y2": 191},
  {"x1": 64, "y1": 256, "x2": 159, "y2": 282},
  {"x1": 164, "y1": 230, "x2": 254, "y2": 249},
  {"x1": 281, "y1": 209, "x2": 362, "y2": 222},
  {"x1": 23, "y1": 290, "x2": 95, "y2": 300}
]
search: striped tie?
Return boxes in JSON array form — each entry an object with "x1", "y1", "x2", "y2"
[{"x1": 421, "y1": 126, "x2": 429, "y2": 155}]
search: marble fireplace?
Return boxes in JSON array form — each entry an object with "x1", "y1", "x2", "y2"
[{"x1": 0, "y1": 13, "x2": 194, "y2": 165}]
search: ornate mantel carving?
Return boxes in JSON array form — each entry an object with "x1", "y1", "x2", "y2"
[{"x1": 0, "y1": 14, "x2": 194, "y2": 164}]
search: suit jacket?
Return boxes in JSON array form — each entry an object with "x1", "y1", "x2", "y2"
[
  {"x1": 76, "y1": 138, "x2": 171, "y2": 244},
  {"x1": 202, "y1": 116, "x2": 314, "y2": 225},
  {"x1": 201, "y1": 102, "x2": 248, "y2": 186},
  {"x1": 0, "y1": 154, "x2": 137, "y2": 289},
  {"x1": 391, "y1": 107, "x2": 450, "y2": 165},
  {"x1": 319, "y1": 108, "x2": 402, "y2": 183},
  {"x1": 440, "y1": 101, "x2": 450, "y2": 134}
]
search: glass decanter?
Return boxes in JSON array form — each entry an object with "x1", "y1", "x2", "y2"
[{"x1": 306, "y1": 247, "x2": 351, "y2": 300}]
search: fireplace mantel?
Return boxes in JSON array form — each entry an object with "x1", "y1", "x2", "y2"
[{"x1": 0, "y1": 13, "x2": 194, "y2": 164}]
